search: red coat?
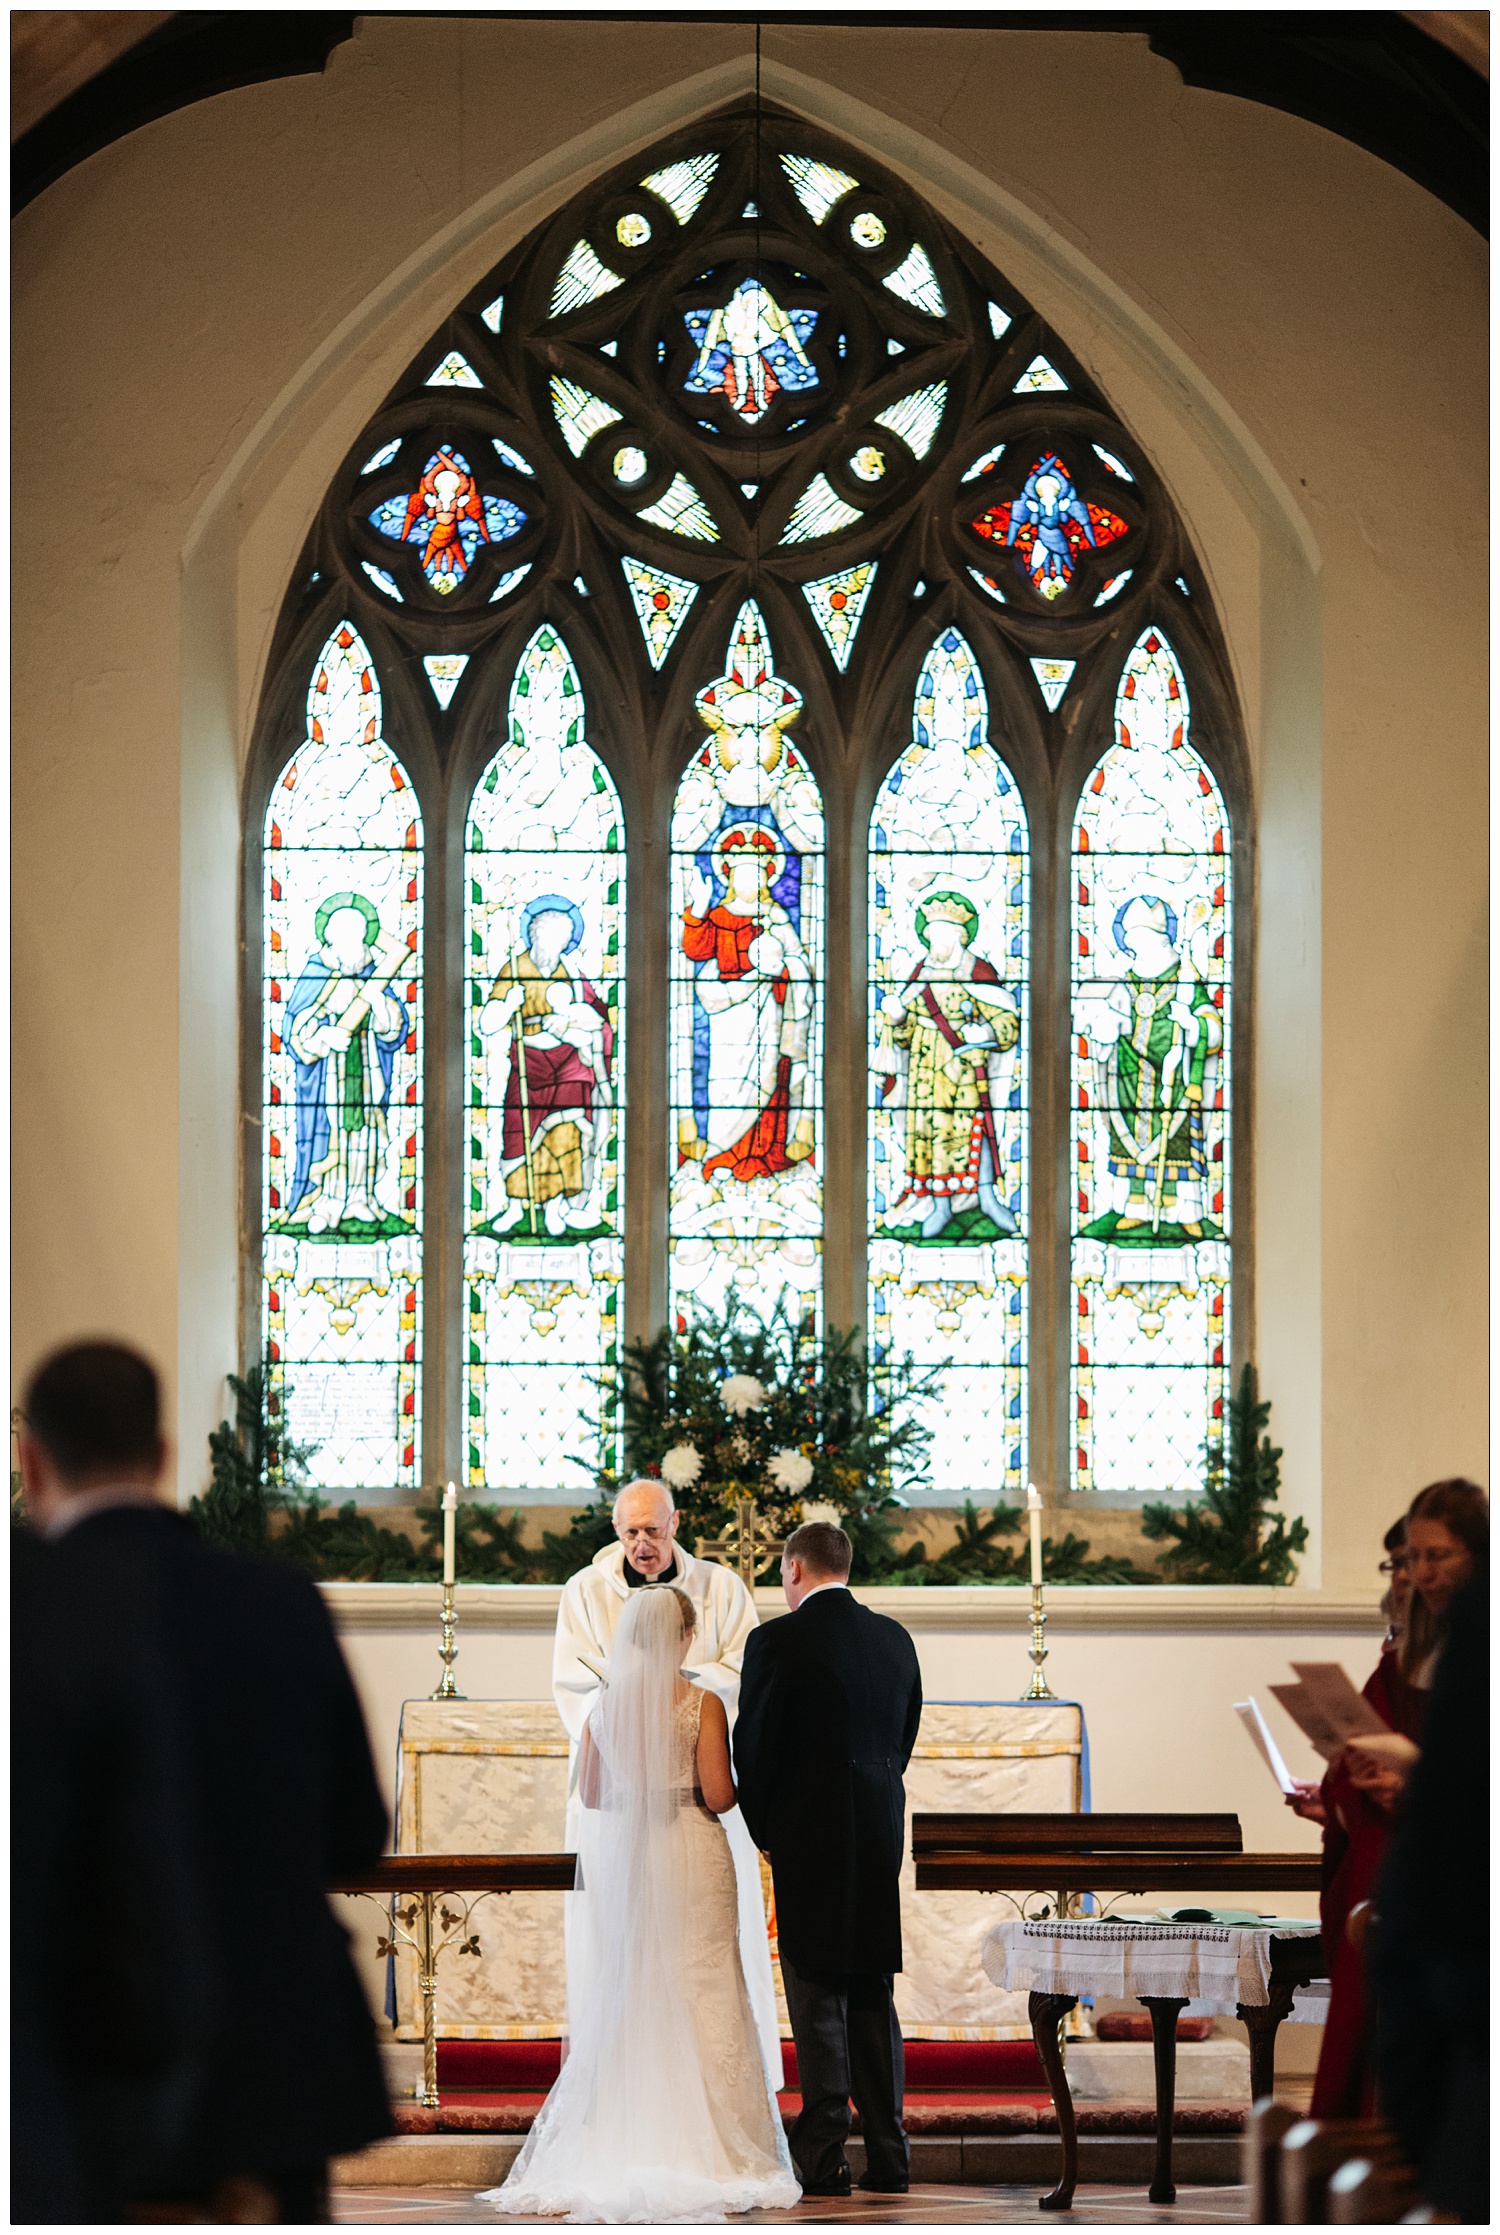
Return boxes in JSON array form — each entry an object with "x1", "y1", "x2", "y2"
[{"x1": 1309, "y1": 1649, "x2": 1426, "y2": 2117}]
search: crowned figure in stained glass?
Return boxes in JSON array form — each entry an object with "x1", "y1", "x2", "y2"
[{"x1": 875, "y1": 891, "x2": 1019, "y2": 1241}]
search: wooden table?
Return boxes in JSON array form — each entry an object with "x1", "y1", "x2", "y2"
[{"x1": 913, "y1": 1812, "x2": 1325, "y2": 2210}]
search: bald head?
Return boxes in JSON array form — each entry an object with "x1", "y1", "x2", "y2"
[{"x1": 613, "y1": 1478, "x2": 678, "y2": 1577}]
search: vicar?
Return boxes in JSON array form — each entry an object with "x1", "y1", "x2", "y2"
[{"x1": 551, "y1": 1477, "x2": 780, "y2": 2083}]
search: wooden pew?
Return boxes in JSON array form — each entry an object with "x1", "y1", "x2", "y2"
[{"x1": 912, "y1": 1813, "x2": 1326, "y2": 2208}]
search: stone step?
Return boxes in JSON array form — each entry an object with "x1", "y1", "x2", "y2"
[
  {"x1": 334, "y1": 2130, "x2": 1243, "y2": 2190},
  {"x1": 388, "y1": 2096, "x2": 1248, "y2": 2138}
]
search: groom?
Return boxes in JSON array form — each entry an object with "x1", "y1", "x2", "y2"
[{"x1": 734, "y1": 1522, "x2": 923, "y2": 2197}]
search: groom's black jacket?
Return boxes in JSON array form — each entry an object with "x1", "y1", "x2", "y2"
[{"x1": 733, "y1": 1586, "x2": 922, "y2": 1977}]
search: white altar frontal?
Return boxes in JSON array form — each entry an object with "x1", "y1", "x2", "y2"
[{"x1": 390, "y1": 1695, "x2": 1083, "y2": 2043}]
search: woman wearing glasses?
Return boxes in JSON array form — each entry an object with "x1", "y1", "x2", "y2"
[{"x1": 1290, "y1": 1480, "x2": 1487, "y2": 2116}]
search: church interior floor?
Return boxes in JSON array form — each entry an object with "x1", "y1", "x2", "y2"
[{"x1": 333, "y1": 2183, "x2": 1252, "y2": 2225}]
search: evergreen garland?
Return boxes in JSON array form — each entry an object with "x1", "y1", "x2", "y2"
[{"x1": 1140, "y1": 1363, "x2": 1306, "y2": 1584}]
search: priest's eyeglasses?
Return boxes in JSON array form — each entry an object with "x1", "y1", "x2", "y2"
[{"x1": 620, "y1": 1523, "x2": 671, "y2": 1545}]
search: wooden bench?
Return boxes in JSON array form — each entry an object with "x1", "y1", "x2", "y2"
[{"x1": 912, "y1": 1812, "x2": 1326, "y2": 2209}]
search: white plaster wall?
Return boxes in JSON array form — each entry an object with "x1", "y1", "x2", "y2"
[{"x1": 11, "y1": 19, "x2": 1487, "y2": 1588}]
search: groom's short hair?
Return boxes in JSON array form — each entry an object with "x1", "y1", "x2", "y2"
[{"x1": 783, "y1": 1521, "x2": 852, "y2": 1580}]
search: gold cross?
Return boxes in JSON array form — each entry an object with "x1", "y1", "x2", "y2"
[{"x1": 699, "y1": 1493, "x2": 785, "y2": 1590}]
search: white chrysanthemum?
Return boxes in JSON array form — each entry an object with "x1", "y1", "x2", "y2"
[
  {"x1": 719, "y1": 1374, "x2": 767, "y2": 1417},
  {"x1": 659, "y1": 1443, "x2": 703, "y2": 1490},
  {"x1": 799, "y1": 1499, "x2": 842, "y2": 1528},
  {"x1": 767, "y1": 1448, "x2": 815, "y2": 1496}
]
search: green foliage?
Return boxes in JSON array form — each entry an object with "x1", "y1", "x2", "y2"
[
  {"x1": 865, "y1": 1498, "x2": 1157, "y2": 1587},
  {"x1": 585, "y1": 1289, "x2": 945, "y2": 1579},
  {"x1": 1140, "y1": 1363, "x2": 1307, "y2": 1585},
  {"x1": 189, "y1": 1364, "x2": 321, "y2": 1554}
]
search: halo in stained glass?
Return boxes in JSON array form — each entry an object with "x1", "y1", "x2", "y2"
[
  {"x1": 803, "y1": 562, "x2": 877, "y2": 671},
  {"x1": 670, "y1": 601, "x2": 824, "y2": 1330},
  {"x1": 621, "y1": 556, "x2": 699, "y2": 667},
  {"x1": 641, "y1": 153, "x2": 718, "y2": 224},
  {"x1": 263, "y1": 622, "x2": 422, "y2": 1492},
  {"x1": 780, "y1": 152, "x2": 859, "y2": 223},
  {"x1": 1029, "y1": 657, "x2": 1076, "y2": 711},
  {"x1": 1014, "y1": 355, "x2": 1067, "y2": 393},
  {"x1": 869, "y1": 626, "x2": 1028, "y2": 1500},
  {"x1": 1070, "y1": 627, "x2": 1231, "y2": 1497},
  {"x1": 637, "y1": 473, "x2": 719, "y2": 541},
  {"x1": 465, "y1": 624, "x2": 624, "y2": 1494},
  {"x1": 550, "y1": 378, "x2": 622, "y2": 457},
  {"x1": 551, "y1": 239, "x2": 625, "y2": 319},
  {"x1": 874, "y1": 382, "x2": 946, "y2": 460},
  {"x1": 423, "y1": 653, "x2": 469, "y2": 709},
  {"x1": 427, "y1": 350, "x2": 483, "y2": 388},
  {"x1": 971, "y1": 453, "x2": 1128, "y2": 603},
  {"x1": 883, "y1": 244, "x2": 945, "y2": 318},
  {"x1": 781, "y1": 473, "x2": 862, "y2": 544}
]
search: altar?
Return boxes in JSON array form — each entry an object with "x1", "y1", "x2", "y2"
[{"x1": 387, "y1": 1695, "x2": 1086, "y2": 2043}]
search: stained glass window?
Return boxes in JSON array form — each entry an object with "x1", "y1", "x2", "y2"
[
  {"x1": 465, "y1": 625, "x2": 625, "y2": 1493},
  {"x1": 1070, "y1": 627, "x2": 1231, "y2": 1496},
  {"x1": 869, "y1": 629, "x2": 1028, "y2": 1499},
  {"x1": 972, "y1": 454, "x2": 1128, "y2": 604},
  {"x1": 263, "y1": 623, "x2": 422, "y2": 1492},
  {"x1": 258, "y1": 111, "x2": 1242, "y2": 1519},
  {"x1": 669, "y1": 601, "x2": 824, "y2": 1331}
]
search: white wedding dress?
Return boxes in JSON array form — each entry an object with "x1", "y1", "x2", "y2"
[{"x1": 482, "y1": 1589, "x2": 799, "y2": 2223}]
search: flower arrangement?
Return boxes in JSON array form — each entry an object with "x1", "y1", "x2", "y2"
[{"x1": 583, "y1": 1290, "x2": 948, "y2": 1572}]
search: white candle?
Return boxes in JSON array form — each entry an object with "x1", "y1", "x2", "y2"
[
  {"x1": 442, "y1": 1481, "x2": 458, "y2": 1586},
  {"x1": 1027, "y1": 1482, "x2": 1044, "y2": 1589}
]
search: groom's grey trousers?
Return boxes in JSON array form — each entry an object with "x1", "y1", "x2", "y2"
[{"x1": 780, "y1": 1955, "x2": 908, "y2": 2191}]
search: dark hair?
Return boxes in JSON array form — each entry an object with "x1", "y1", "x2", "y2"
[
  {"x1": 23, "y1": 1342, "x2": 162, "y2": 1483},
  {"x1": 783, "y1": 1520, "x2": 852, "y2": 1581},
  {"x1": 1400, "y1": 1477, "x2": 1488, "y2": 1677},
  {"x1": 1383, "y1": 1517, "x2": 1408, "y2": 1554}
]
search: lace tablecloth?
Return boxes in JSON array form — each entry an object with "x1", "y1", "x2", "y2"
[{"x1": 981, "y1": 1917, "x2": 1327, "y2": 2018}]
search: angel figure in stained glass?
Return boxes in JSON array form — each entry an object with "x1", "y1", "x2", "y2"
[
  {"x1": 1005, "y1": 457, "x2": 1097, "y2": 598},
  {"x1": 371, "y1": 447, "x2": 524, "y2": 595},
  {"x1": 283, "y1": 894, "x2": 410, "y2": 1235},
  {"x1": 874, "y1": 891, "x2": 1019, "y2": 1241},
  {"x1": 480, "y1": 896, "x2": 614, "y2": 1238},
  {"x1": 681, "y1": 826, "x2": 815, "y2": 1181},
  {"x1": 683, "y1": 279, "x2": 818, "y2": 424},
  {"x1": 1078, "y1": 893, "x2": 1222, "y2": 1242}
]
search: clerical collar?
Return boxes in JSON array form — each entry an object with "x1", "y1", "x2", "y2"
[{"x1": 624, "y1": 1553, "x2": 679, "y2": 1588}]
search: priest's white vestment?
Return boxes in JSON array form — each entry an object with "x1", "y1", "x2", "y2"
[{"x1": 552, "y1": 1542, "x2": 780, "y2": 2086}]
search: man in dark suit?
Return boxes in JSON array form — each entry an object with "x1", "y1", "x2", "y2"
[
  {"x1": 15, "y1": 1341, "x2": 392, "y2": 2222},
  {"x1": 733, "y1": 1520, "x2": 922, "y2": 2198}
]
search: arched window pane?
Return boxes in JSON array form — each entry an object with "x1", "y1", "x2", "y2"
[
  {"x1": 869, "y1": 629, "x2": 1029, "y2": 1498},
  {"x1": 465, "y1": 625, "x2": 625, "y2": 1492},
  {"x1": 263, "y1": 622, "x2": 423, "y2": 1490},
  {"x1": 1070, "y1": 627, "x2": 1231, "y2": 1495},
  {"x1": 669, "y1": 600, "x2": 824, "y2": 1330}
]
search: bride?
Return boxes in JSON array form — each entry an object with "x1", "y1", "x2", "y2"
[{"x1": 481, "y1": 1586, "x2": 800, "y2": 2224}]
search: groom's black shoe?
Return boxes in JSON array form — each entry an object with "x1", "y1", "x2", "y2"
[{"x1": 799, "y1": 2176, "x2": 852, "y2": 2198}]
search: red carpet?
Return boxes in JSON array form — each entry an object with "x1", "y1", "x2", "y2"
[{"x1": 436, "y1": 2037, "x2": 1049, "y2": 2092}]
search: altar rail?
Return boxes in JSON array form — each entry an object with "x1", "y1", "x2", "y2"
[{"x1": 332, "y1": 1852, "x2": 575, "y2": 2108}]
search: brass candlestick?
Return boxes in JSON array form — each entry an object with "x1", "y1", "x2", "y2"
[
  {"x1": 1025, "y1": 1580, "x2": 1055, "y2": 1699},
  {"x1": 430, "y1": 1581, "x2": 465, "y2": 1700}
]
